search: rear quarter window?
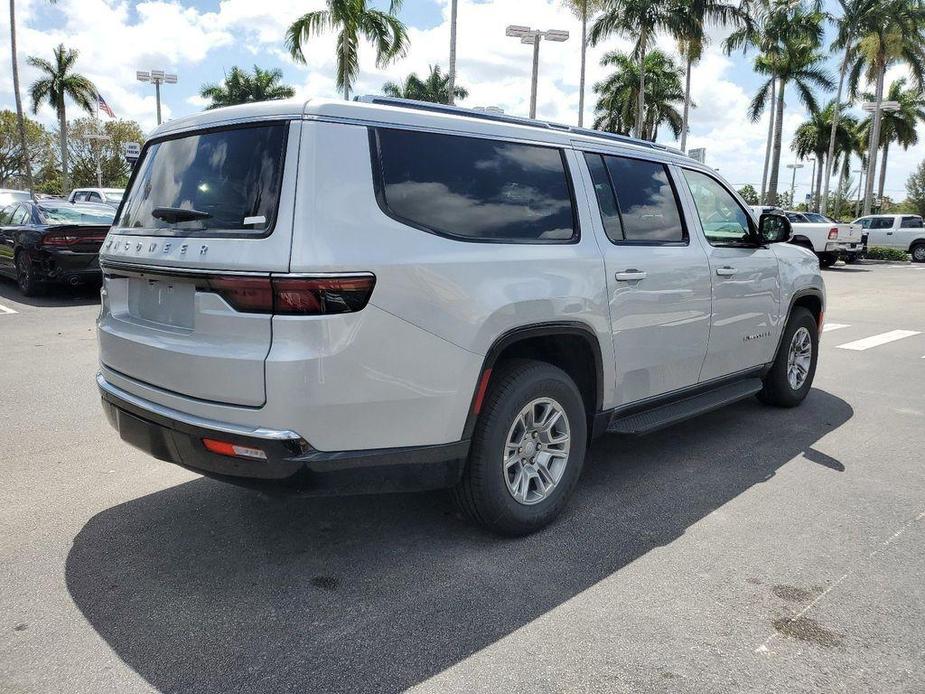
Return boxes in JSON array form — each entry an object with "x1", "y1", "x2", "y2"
[
  {"x1": 372, "y1": 128, "x2": 577, "y2": 243},
  {"x1": 118, "y1": 122, "x2": 288, "y2": 237}
]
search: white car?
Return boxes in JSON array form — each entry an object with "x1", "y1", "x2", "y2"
[
  {"x1": 96, "y1": 97, "x2": 824, "y2": 534},
  {"x1": 853, "y1": 214, "x2": 925, "y2": 262},
  {"x1": 783, "y1": 211, "x2": 863, "y2": 267},
  {"x1": 67, "y1": 187, "x2": 124, "y2": 207}
]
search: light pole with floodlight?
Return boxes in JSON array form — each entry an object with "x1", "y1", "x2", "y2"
[
  {"x1": 505, "y1": 25, "x2": 569, "y2": 119},
  {"x1": 861, "y1": 100, "x2": 899, "y2": 215},
  {"x1": 136, "y1": 69, "x2": 178, "y2": 125},
  {"x1": 786, "y1": 161, "x2": 804, "y2": 207}
]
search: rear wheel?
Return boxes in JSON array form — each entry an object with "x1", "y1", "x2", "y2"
[
  {"x1": 16, "y1": 252, "x2": 41, "y2": 297},
  {"x1": 818, "y1": 253, "x2": 837, "y2": 268},
  {"x1": 758, "y1": 307, "x2": 818, "y2": 408},
  {"x1": 912, "y1": 243, "x2": 925, "y2": 263},
  {"x1": 453, "y1": 359, "x2": 587, "y2": 536}
]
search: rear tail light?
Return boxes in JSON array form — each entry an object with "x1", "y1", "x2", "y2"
[
  {"x1": 197, "y1": 274, "x2": 375, "y2": 315},
  {"x1": 202, "y1": 438, "x2": 267, "y2": 460},
  {"x1": 828, "y1": 228, "x2": 839, "y2": 240},
  {"x1": 43, "y1": 232, "x2": 107, "y2": 247}
]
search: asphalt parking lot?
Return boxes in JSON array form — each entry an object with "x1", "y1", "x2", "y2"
[{"x1": 1, "y1": 261, "x2": 924, "y2": 694}]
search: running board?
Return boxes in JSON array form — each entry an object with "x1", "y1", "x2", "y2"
[{"x1": 607, "y1": 378, "x2": 763, "y2": 435}]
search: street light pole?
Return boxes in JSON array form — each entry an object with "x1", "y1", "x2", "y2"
[
  {"x1": 136, "y1": 69, "x2": 178, "y2": 126},
  {"x1": 506, "y1": 26, "x2": 569, "y2": 119},
  {"x1": 786, "y1": 161, "x2": 804, "y2": 208},
  {"x1": 861, "y1": 100, "x2": 900, "y2": 215}
]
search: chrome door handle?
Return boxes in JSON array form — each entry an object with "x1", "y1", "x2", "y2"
[
  {"x1": 615, "y1": 269, "x2": 647, "y2": 281},
  {"x1": 715, "y1": 266, "x2": 737, "y2": 276}
]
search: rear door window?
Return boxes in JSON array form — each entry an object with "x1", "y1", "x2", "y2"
[
  {"x1": 901, "y1": 216, "x2": 923, "y2": 228},
  {"x1": 372, "y1": 128, "x2": 576, "y2": 243},
  {"x1": 118, "y1": 122, "x2": 288, "y2": 236},
  {"x1": 584, "y1": 152, "x2": 623, "y2": 242},
  {"x1": 870, "y1": 217, "x2": 894, "y2": 229},
  {"x1": 601, "y1": 155, "x2": 685, "y2": 243}
]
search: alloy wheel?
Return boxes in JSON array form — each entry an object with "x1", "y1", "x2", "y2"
[
  {"x1": 503, "y1": 397, "x2": 571, "y2": 506},
  {"x1": 787, "y1": 326, "x2": 812, "y2": 390}
]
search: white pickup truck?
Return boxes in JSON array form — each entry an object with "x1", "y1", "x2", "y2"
[{"x1": 752, "y1": 207, "x2": 862, "y2": 267}]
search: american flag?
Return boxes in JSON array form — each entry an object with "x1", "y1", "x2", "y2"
[{"x1": 97, "y1": 94, "x2": 115, "y2": 118}]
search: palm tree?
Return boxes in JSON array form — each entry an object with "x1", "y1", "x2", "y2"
[
  {"x1": 820, "y1": 0, "x2": 878, "y2": 214},
  {"x1": 562, "y1": 1, "x2": 605, "y2": 127},
  {"x1": 447, "y1": 0, "x2": 459, "y2": 105},
  {"x1": 27, "y1": 44, "x2": 97, "y2": 193},
  {"x1": 860, "y1": 78, "x2": 925, "y2": 201},
  {"x1": 285, "y1": 0, "x2": 409, "y2": 101},
  {"x1": 589, "y1": 0, "x2": 680, "y2": 138},
  {"x1": 726, "y1": 0, "x2": 826, "y2": 204},
  {"x1": 200, "y1": 66, "x2": 295, "y2": 109},
  {"x1": 672, "y1": 0, "x2": 749, "y2": 152},
  {"x1": 793, "y1": 101, "x2": 859, "y2": 210},
  {"x1": 846, "y1": 0, "x2": 925, "y2": 214},
  {"x1": 593, "y1": 49, "x2": 685, "y2": 141},
  {"x1": 382, "y1": 64, "x2": 468, "y2": 104}
]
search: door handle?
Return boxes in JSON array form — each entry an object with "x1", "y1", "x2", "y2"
[
  {"x1": 615, "y1": 269, "x2": 647, "y2": 281},
  {"x1": 715, "y1": 266, "x2": 737, "y2": 277},
  {"x1": 886, "y1": 231, "x2": 893, "y2": 235}
]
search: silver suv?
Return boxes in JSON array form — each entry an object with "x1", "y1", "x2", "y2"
[{"x1": 96, "y1": 97, "x2": 824, "y2": 535}]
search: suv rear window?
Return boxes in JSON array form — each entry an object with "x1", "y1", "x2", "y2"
[
  {"x1": 372, "y1": 128, "x2": 576, "y2": 243},
  {"x1": 118, "y1": 123, "x2": 288, "y2": 236},
  {"x1": 601, "y1": 155, "x2": 685, "y2": 243},
  {"x1": 901, "y1": 216, "x2": 923, "y2": 228}
]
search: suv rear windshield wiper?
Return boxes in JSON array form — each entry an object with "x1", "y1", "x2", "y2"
[{"x1": 151, "y1": 207, "x2": 212, "y2": 224}]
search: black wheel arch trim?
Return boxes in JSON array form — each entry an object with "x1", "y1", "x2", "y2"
[
  {"x1": 908, "y1": 239, "x2": 925, "y2": 251},
  {"x1": 461, "y1": 321, "x2": 605, "y2": 441},
  {"x1": 771, "y1": 287, "x2": 824, "y2": 360}
]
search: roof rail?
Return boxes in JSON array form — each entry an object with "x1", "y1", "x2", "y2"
[{"x1": 357, "y1": 95, "x2": 686, "y2": 156}]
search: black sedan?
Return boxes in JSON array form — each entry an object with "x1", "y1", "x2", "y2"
[{"x1": 0, "y1": 200, "x2": 114, "y2": 295}]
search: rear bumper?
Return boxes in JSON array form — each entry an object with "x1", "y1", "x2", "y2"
[
  {"x1": 32, "y1": 249, "x2": 101, "y2": 283},
  {"x1": 98, "y1": 373, "x2": 469, "y2": 495}
]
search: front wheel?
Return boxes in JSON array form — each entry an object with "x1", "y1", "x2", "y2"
[
  {"x1": 758, "y1": 307, "x2": 818, "y2": 408},
  {"x1": 912, "y1": 244, "x2": 925, "y2": 263},
  {"x1": 452, "y1": 359, "x2": 587, "y2": 536}
]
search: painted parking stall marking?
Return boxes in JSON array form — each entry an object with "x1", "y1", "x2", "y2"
[
  {"x1": 0, "y1": 303, "x2": 17, "y2": 315},
  {"x1": 836, "y1": 330, "x2": 922, "y2": 351},
  {"x1": 822, "y1": 323, "x2": 850, "y2": 333}
]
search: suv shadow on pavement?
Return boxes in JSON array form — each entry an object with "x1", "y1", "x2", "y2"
[
  {"x1": 66, "y1": 389, "x2": 852, "y2": 694},
  {"x1": 0, "y1": 277, "x2": 101, "y2": 308}
]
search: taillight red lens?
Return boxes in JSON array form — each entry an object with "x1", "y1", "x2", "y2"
[
  {"x1": 199, "y1": 275, "x2": 375, "y2": 315},
  {"x1": 828, "y1": 228, "x2": 839, "y2": 240},
  {"x1": 273, "y1": 276, "x2": 376, "y2": 315},
  {"x1": 43, "y1": 233, "x2": 77, "y2": 247}
]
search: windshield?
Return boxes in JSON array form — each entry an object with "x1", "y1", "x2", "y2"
[
  {"x1": 39, "y1": 204, "x2": 115, "y2": 225},
  {"x1": 103, "y1": 191, "x2": 124, "y2": 203},
  {"x1": 803, "y1": 213, "x2": 832, "y2": 223},
  {"x1": 118, "y1": 123, "x2": 288, "y2": 235}
]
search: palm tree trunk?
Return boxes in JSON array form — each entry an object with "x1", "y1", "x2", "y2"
[
  {"x1": 821, "y1": 50, "x2": 849, "y2": 215},
  {"x1": 680, "y1": 52, "x2": 692, "y2": 152},
  {"x1": 636, "y1": 32, "x2": 646, "y2": 139},
  {"x1": 878, "y1": 140, "x2": 889, "y2": 202},
  {"x1": 767, "y1": 78, "x2": 786, "y2": 206},
  {"x1": 862, "y1": 61, "x2": 886, "y2": 215},
  {"x1": 447, "y1": 0, "x2": 458, "y2": 106},
  {"x1": 58, "y1": 104, "x2": 68, "y2": 193},
  {"x1": 9, "y1": 0, "x2": 34, "y2": 196},
  {"x1": 577, "y1": 1, "x2": 587, "y2": 127},
  {"x1": 814, "y1": 153, "x2": 824, "y2": 211},
  {"x1": 760, "y1": 79, "x2": 776, "y2": 205}
]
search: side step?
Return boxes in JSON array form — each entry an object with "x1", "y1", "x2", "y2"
[{"x1": 607, "y1": 378, "x2": 763, "y2": 435}]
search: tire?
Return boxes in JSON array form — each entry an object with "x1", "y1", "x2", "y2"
[
  {"x1": 758, "y1": 307, "x2": 818, "y2": 408},
  {"x1": 16, "y1": 252, "x2": 42, "y2": 297},
  {"x1": 452, "y1": 359, "x2": 587, "y2": 536},
  {"x1": 818, "y1": 253, "x2": 836, "y2": 268},
  {"x1": 845, "y1": 253, "x2": 859, "y2": 264},
  {"x1": 912, "y1": 243, "x2": 925, "y2": 263}
]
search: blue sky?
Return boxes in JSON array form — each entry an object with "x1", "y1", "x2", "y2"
[{"x1": 2, "y1": 0, "x2": 921, "y2": 201}]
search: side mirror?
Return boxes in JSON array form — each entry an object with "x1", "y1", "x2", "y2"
[{"x1": 758, "y1": 213, "x2": 792, "y2": 244}]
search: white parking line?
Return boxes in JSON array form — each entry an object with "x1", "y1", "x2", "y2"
[
  {"x1": 836, "y1": 330, "x2": 922, "y2": 351},
  {"x1": 823, "y1": 323, "x2": 849, "y2": 333},
  {"x1": 0, "y1": 303, "x2": 17, "y2": 315}
]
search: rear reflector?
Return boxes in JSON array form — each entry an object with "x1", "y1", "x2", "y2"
[
  {"x1": 202, "y1": 438, "x2": 267, "y2": 460},
  {"x1": 472, "y1": 368, "x2": 493, "y2": 415},
  {"x1": 197, "y1": 275, "x2": 375, "y2": 315},
  {"x1": 828, "y1": 228, "x2": 839, "y2": 240}
]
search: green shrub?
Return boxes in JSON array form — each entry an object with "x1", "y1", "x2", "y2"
[{"x1": 865, "y1": 246, "x2": 910, "y2": 261}]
